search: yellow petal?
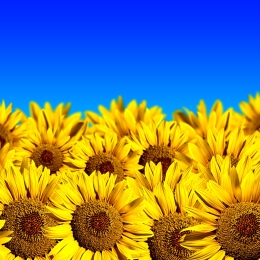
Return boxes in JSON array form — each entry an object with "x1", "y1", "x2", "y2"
[
  {"x1": 184, "y1": 206, "x2": 217, "y2": 224},
  {"x1": 196, "y1": 188, "x2": 226, "y2": 212},
  {"x1": 182, "y1": 224, "x2": 216, "y2": 233},
  {"x1": 241, "y1": 171, "x2": 254, "y2": 202},
  {"x1": 81, "y1": 250, "x2": 94, "y2": 260},
  {"x1": 43, "y1": 223, "x2": 72, "y2": 239},
  {"x1": 208, "y1": 250, "x2": 226, "y2": 260},
  {"x1": 186, "y1": 244, "x2": 221, "y2": 260},
  {"x1": 119, "y1": 196, "x2": 144, "y2": 214}
]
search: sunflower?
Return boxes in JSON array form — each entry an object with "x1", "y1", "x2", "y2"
[
  {"x1": 68, "y1": 132, "x2": 143, "y2": 181},
  {"x1": 0, "y1": 160, "x2": 61, "y2": 259},
  {"x1": 173, "y1": 99, "x2": 243, "y2": 140},
  {"x1": 44, "y1": 171, "x2": 153, "y2": 259},
  {"x1": 15, "y1": 115, "x2": 83, "y2": 175},
  {"x1": 139, "y1": 170, "x2": 204, "y2": 260},
  {"x1": 188, "y1": 126, "x2": 260, "y2": 172},
  {"x1": 0, "y1": 100, "x2": 27, "y2": 151},
  {"x1": 239, "y1": 92, "x2": 260, "y2": 135},
  {"x1": 127, "y1": 120, "x2": 193, "y2": 174},
  {"x1": 86, "y1": 96, "x2": 165, "y2": 138},
  {"x1": 181, "y1": 155, "x2": 260, "y2": 260}
]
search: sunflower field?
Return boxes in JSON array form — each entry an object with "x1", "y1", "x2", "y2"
[{"x1": 0, "y1": 93, "x2": 260, "y2": 260}]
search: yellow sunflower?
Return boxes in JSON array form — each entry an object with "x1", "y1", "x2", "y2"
[
  {"x1": 68, "y1": 132, "x2": 143, "y2": 181},
  {"x1": 239, "y1": 92, "x2": 260, "y2": 135},
  {"x1": 15, "y1": 115, "x2": 83, "y2": 175},
  {"x1": 173, "y1": 99, "x2": 243, "y2": 140},
  {"x1": 0, "y1": 160, "x2": 61, "y2": 259},
  {"x1": 139, "y1": 171, "x2": 204, "y2": 260},
  {"x1": 86, "y1": 96, "x2": 165, "y2": 138},
  {"x1": 0, "y1": 100, "x2": 27, "y2": 150},
  {"x1": 188, "y1": 126, "x2": 260, "y2": 172},
  {"x1": 181, "y1": 156, "x2": 260, "y2": 259},
  {"x1": 127, "y1": 120, "x2": 193, "y2": 173},
  {"x1": 45, "y1": 171, "x2": 153, "y2": 260}
]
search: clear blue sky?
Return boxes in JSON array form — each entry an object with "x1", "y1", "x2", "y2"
[{"x1": 1, "y1": 1, "x2": 259, "y2": 119}]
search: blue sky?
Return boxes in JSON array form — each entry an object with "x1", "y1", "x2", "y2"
[{"x1": 1, "y1": 1, "x2": 259, "y2": 120}]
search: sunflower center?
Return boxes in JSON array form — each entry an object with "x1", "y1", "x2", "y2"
[
  {"x1": 217, "y1": 202, "x2": 260, "y2": 260},
  {"x1": 31, "y1": 144, "x2": 63, "y2": 173},
  {"x1": 139, "y1": 145, "x2": 175, "y2": 176},
  {"x1": 41, "y1": 150, "x2": 54, "y2": 165},
  {"x1": 71, "y1": 200, "x2": 123, "y2": 252},
  {"x1": 0, "y1": 198, "x2": 57, "y2": 259},
  {"x1": 236, "y1": 213, "x2": 258, "y2": 237},
  {"x1": 0, "y1": 124, "x2": 12, "y2": 149},
  {"x1": 21, "y1": 212, "x2": 43, "y2": 236},
  {"x1": 99, "y1": 161, "x2": 115, "y2": 174},
  {"x1": 85, "y1": 153, "x2": 124, "y2": 182},
  {"x1": 148, "y1": 213, "x2": 198, "y2": 260},
  {"x1": 91, "y1": 212, "x2": 110, "y2": 232}
]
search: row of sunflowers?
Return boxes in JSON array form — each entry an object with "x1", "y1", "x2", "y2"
[{"x1": 0, "y1": 93, "x2": 260, "y2": 260}]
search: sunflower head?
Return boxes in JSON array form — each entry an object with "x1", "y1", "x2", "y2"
[
  {"x1": 69, "y1": 132, "x2": 143, "y2": 181},
  {"x1": 140, "y1": 179, "x2": 201, "y2": 260},
  {"x1": 46, "y1": 171, "x2": 153, "y2": 259},
  {"x1": 181, "y1": 155, "x2": 260, "y2": 259},
  {"x1": 0, "y1": 160, "x2": 61, "y2": 259},
  {"x1": 15, "y1": 116, "x2": 84, "y2": 175},
  {"x1": 128, "y1": 120, "x2": 193, "y2": 174}
]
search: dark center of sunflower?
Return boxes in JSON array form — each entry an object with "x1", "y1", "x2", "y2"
[
  {"x1": 31, "y1": 144, "x2": 63, "y2": 173},
  {"x1": 71, "y1": 200, "x2": 123, "y2": 252},
  {"x1": 85, "y1": 153, "x2": 124, "y2": 182},
  {"x1": 236, "y1": 213, "x2": 259, "y2": 237},
  {"x1": 139, "y1": 145, "x2": 175, "y2": 177},
  {"x1": 0, "y1": 198, "x2": 57, "y2": 259},
  {"x1": 217, "y1": 202, "x2": 260, "y2": 260},
  {"x1": 91, "y1": 212, "x2": 110, "y2": 232},
  {"x1": 99, "y1": 161, "x2": 114, "y2": 174},
  {"x1": 21, "y1": 212, "x2": 42, "y2": 236},
  {"x1": 41, "y1": 150, "x2": 54, "y2": 165},
  {"x1": 148, "y1": 213, "x2": 198, "y2": 260}
]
